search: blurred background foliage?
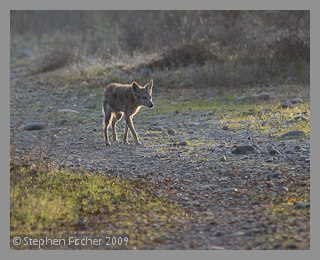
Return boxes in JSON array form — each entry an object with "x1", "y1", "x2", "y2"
[{"x1": 10, "y1": 10, "x2": 310, "y2": 87}]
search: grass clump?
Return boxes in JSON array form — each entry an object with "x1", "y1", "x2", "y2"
[
  {"x1": 10, "y1": 162, "x2": 187, "y2": 249},
  {"x1": 251, "y1": 185, "x2": 310, "y2": 250}
]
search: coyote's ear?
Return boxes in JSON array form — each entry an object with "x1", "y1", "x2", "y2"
[
  {"x1": 132, "y1": 82, "x2": 140, "y2": 92},
  {"x1": 146, "y1": 79, "x2": 153, "y2": 92}
]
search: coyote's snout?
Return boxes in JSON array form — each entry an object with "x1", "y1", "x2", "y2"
[{"x1": 102, "y1": 79, "x2": 153, "y2": 146}]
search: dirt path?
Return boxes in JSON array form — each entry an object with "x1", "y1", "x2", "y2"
[{"x1": 10, "y1": 72, "x2": 310, "y2": 249}]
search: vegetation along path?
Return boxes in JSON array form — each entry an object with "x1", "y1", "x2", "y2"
[{"x1": 10, "y1": 67, "x2": 310, "y2": 250}]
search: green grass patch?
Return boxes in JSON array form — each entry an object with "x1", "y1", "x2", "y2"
[
  {"x1": 248, "y1": 179, "x2": 310, "y2": 250},
  {"x1": 264, "y1": 188, "x2": 310, "y2": 249},
  {"x1": 146, "y1": 95, "x2": 310, "y2": 136},
  {"x1": 10, "y1": 162, "x2": 187, "y2": 249}
]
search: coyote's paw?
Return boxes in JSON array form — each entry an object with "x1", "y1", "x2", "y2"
[{"x1": 106, "y1": 142, "x2": 111, "y2": 146}]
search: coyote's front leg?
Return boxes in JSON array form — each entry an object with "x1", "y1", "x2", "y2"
[{"x1": 124, "y1": 115, "x2": 141, "y2": 145}]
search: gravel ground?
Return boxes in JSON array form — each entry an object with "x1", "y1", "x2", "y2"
[{"x1": 10, "y1": 75, "x2": 310, "y2": 250}]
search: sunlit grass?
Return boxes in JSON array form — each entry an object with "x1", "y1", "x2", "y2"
[
  {"x1": 143, "y1": 93, "x2": 310, "y2": 136},
  {"x1": 250, "y1": 184, "x2": 310, "y2": 249},
  {"x1": 10, "y1": 162, "x2": 186, "y2": 248}
]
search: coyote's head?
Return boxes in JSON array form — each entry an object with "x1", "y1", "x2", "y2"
[{"x1": 132, "y1": 79, "x2": 153, "y2": 108}]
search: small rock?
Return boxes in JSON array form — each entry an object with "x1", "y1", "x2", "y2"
[
  {"x1": 259, "y1": 92, "x2": 270, "y2": 100},
  {"x1": 280, "y1": 187, "x2": 289, "y2": 192},
  {"x1": 294, "y1": 203, "x2": 310, "y2": 209},
  {"x1": 291, "y1": 97, "x2": 303, "y2": 104},
  {"x1": 23, "y1": 122, "x2": 46, "y2": 131},
  {"x1": 266, "y1": 145, "x2": 274, "y2": 151},
  {"x1": 273, "y1": 244, "x2": 282, "y2": 249},
  {"x1": 150, "y1": 126, "x2": 163, "y2": 131},
  {"x1": 235, "y1": 96, "x2": 247, "y2": 102},
  {"x1": 298, "y1": 156, "x2": 307, "y2": 161},
  {"x1": 59, "y1": 109, "x2": 79, "y2": 113},
  {"x1": 220, "y1": 155, "x2": 227, "y2": 162},
  {"x1": 198, "y1": 122, "x2": 210, "y2": 127},
  {"x1": 178, "y1": 141, "x2": 187, "y2": 146},
  {"x1": 232, "y1": 145, "x2": 257, "y2": 154},
  {"x1": 285, "y1": 150, "x2": 295, "y2": 154},
  {"x1": 202, "y1": 184, "x2": 216, "y2": 189},
  {"x1": 248, "y1": 94, "x2": 260, "y2": 100},
  {"x1": 281, "y1": 100, "x2": 293, "y2": 109},
  {"x1": 281, "y1": 130, "x2": 306, "y2": 138},
  {"x1": 210, "y1": 246, "x2": 225, "y2": 250},
  {"x1": 167, "y1": 129, "x2": 176, "y2": 135},
  {"x1": 266, "y1": 173, "x2": 280, "y2": 180},
  {"x1": 294, "y1": 115, "x2": 308, "y2": 121},
  {"x1": 81, "y1": 81, "x2": 88, "y2": 86},
  {"x1": 222, "y1": 126, "x2": 229, "y2": 130},
  {"x1": 193, "y1": 201, "x2": 201, "y2": 206},
  {"x1": 75, "y1": 219, "x2": 86, "y2": 227},
  {"x1": 269, "y1": 149, "x2": 281, "y2": 155},
  {"x1": 123, "y1": 163, "x2": 137, "y2": 169},
  {"x1": 58, "y1": 119, "x2": 69, "y2": 125},
  {"x1": 221, "y1": 188, "x2": 238, "y2": 194},
  {"x1": 142, "y1": 148, "x2": 154, "y2": 153},
  {"x1": 294, "y1": 145, "x2": 301, "y2": 151},
  {"x1": 179, "y1": 79, "x2": 194, "y2": 88},
  {"x1": 285, "y1": 243, "x2": 298, "y2": 249},
  {"x1": 201, "y1": 110, "x2": 212, "y2": 116},
  {"x1": 268, "y1": 91, "x2": 277, "y2": 98},
  {"x1": 215, "y1": 231, "x2": 225, "y2": 237},
  {"x1": 285, "y1": 76, "x2": 297, "y2": 84}
]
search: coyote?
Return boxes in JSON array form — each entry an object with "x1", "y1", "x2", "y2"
[{"x1": 102, "y1": 79, "x2": 153, "y2": 146}]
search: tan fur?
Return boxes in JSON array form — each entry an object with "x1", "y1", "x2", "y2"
[{"x1": 102, "y1": 79, "x2": 153, "y2": 145}]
